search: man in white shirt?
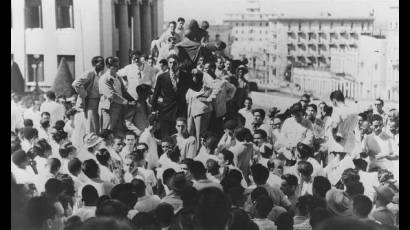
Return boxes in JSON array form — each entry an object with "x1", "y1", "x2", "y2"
[
  {"x1": 23, "y1": 97, "x2": 42, "y2": 128},
  {"x1": 11, "y1": 98, "x2": 24, "y2": 132},
  {"x1": 238, "y1": 97, "x2": 254, "y2": 130},
  {"x1": 251, "y1": 109, "x2": 272, "y2": 138},
  {"x1": 40, "y1": 91, "x2": 65, "y2": 126},
  {"x1": 280, "y1": 103, "x2": 314, "y2": 160},
  {"x1": 190, "y1": 161, "x2": 223, "y2": 191},
  {"x1": 11, "y1": 150, "x2": 37, "y2": 185},
  {"x1": 139, "y1": 116, "x2": 160, "y2": 170},
  {"x1": 120, "y1": 131, "x2": 137, "y2": 162},
  {"x1": 362, "y1": 114, "x2": 398, "y2": 171},
  {"x1": 117, "y1": 52, "x2": 157, "y2": 100},
  {"x1": 133, "y1": 178, "x2": 161, "y2": 213},
  {"x1": 36, "y1": 158, "x2": 61, "y2": 194},
  {"x1": 373, "y1": 99, "x2": 388, "y2": 125}
]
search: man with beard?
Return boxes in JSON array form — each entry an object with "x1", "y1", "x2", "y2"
[{"x1": 72, "y1": 56, "x2": 105, "y2": 134}]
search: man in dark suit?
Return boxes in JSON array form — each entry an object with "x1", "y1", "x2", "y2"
[{"x1": 152, "y1": 54, "x2": 191, "y2": 138}]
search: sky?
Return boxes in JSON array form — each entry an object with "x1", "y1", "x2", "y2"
[{"x1": 163, "y1": 0, "x2": 398, "y2": 29}]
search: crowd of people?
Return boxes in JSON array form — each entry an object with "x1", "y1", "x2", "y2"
[{"x1": 11, "y1": 17, "x2": 399, "y2": 230}]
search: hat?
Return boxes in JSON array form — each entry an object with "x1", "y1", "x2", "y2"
[
  {"x1": 374, "y1": 185, "x2": 395, "y2": 203},
  {"x1": 325, "y1": 189, "x2": 353, "y2": 216},
  {"x1": 84, "y1": 133, "x2": 103, "y2": 149},
  {"x1": 170, "y1": 172, "x2": 190, "y2": 192}
]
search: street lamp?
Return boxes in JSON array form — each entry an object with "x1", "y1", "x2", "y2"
[{"x1": 32, "y1": 54, "x2": 43, "y2": 97}]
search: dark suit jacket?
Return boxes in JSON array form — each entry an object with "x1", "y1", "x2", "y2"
[{"x1": 152, "y1": 71, "x2": 190, "y2": 121}]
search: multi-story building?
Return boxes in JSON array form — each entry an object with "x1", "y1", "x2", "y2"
[
  {"x1": 270, "y1": 15, "x2": 374, "y2": 83},
  {"x1": 222, "y1": 2, "x2": 275, "y2": 80},
  {"x1": 385, "y1": 4, "x2": 399, "y2": 101},
  {"x1": 207, "y1": 24, "x2": 234, "y2": 57},
  {"x1": 11, "y1": 0, "x2": 164, "y2": 90}
]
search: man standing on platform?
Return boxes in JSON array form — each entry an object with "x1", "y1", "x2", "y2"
[
  {"x1": 152, "y1": 55, "x2": 190, "y2": 138},
  {"x1": 117, "y1": 51, "x2": 157, "y2": 100},
  {"x1": 72, "y1": 56, "x2": 105, "y2": 134},
  {"x1": 99, "y1": 57, "x2": 135, "y2": 136}
]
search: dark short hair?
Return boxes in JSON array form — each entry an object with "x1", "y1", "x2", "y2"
[
  {"x1": 68, "y1": 158, "x2": 82, "y2": 175},
  {"x1": 330, "y1": 90, "x2": 345, "y2": 102},
  {"x1": 82, "y1": 159, "x2": 99, "y2": 179},
  {"x1": 98, "y1": 129, "x2": 113, "y2": 140},
  {"x1": 59, "y1": 142, "x2": 76, "y2": 159},
  {"x1": 124, "y1": 130, "x2": 137, "y2": 139},
  {"x1": 181, "y1": 186, "x2": 199, "y2": 207},
  {"x1": 105, "y1": 57, "x2": 119, "y2": 67},
  {"x1": 313, "y1": 176, "x2": 331, "y2": 198},
  {"x1": 162, "y1": 168, "x2": 176, "y2": 184},
  {"x1": 353, "y1": 158, "x2": 368, "y2": 171},
  {"x1": 46, "y1": 91, "x2": 56, "y2": 100},
  {"x1": 255, "y1": 195, "x2": 273, "y2": 218},
  {"x1": 309, "y1": 207, "x2": 333, "y2": 228},
  {"x1": 376, "y1": 98, "x2": 384, "y2": 106},
  {"x1": 281, "y1": 174, "x2": 298, "y2": 187},
  {"x1": 169, "y1": 21, "x2": 176, "y2": 27},
  {"x1": 245, "y1": 97, "x2": 252, "y2": 103},
  {"x1": 297, "y1": 161, "x2": 314, "y2": 177},
  {"x1": 167, "y1": 54, "x2": 179, "y2": 63},
  {"x1": 204, "y1": 135, "x2": 218, "y2": 151},
  {"x1": 22, "y1": 127, "x2": 38, "y2": 140},
  {"x1": 306, "y1": 103, "x2": 317, "y2": 112},
  {"x1": 277, "y1": 212, "x2": 294, "y2": 230},
  {"x1": 131, "y1": 178, "x2": 146, "y2": 197},
  {"x1": 91, "y1": 56, "x2": 104, "y2": 66},
  {"x1": 45, "y1": 178, "x2": 64, "y2": 196},
  {"x1": 254, "y1": 129, "x2": 267, "y2": 140},
  {"x1": 250, "y1": 164, "x2": 269, "y2": 185},
  {"x1": 220, "y1": 149, "x2": 234, "y2": 165},
  {"x1": 65, "y1": 108, "x2": 77, "y2": 118},
  {"x1": 189, "y1": 161, "x2": 207, "y2": 179},
  {"x1": 260, "y1": 144, "x2": 273, "y2": 159},
  {"x1": 195, "y1": 188, "x2": 231, "y2": 229},
  {"x1": 96, "y1": 148, "x2": 111, "y2": 166},
  {"x1": 47, "y1": 157, "x2": 61, "y2": 173},
  {"x1": 95, "y1": 199, "x2": 129, "y2": 219},
  {"x1": 154, "y1": 203, "x2": 175, "y2": 226},
  {"x1": 24, "y1": 119, "x2": 33, "y2": 127},
  {"x1": 353, "y1": 195, "x2": 373, "y2": 218},
  {"x1": 52, "y1": 130, "x2": 67, "y2": 143},
  {"x1": 130, "y1": 51, "x2": 143, "y2": 60},
  {"x1": 159, "y1": 59, "x2": 168, "y2": 66},
  {"x1": 223, "y1": 119, "x2": 237, "y2": 131},
  {"x1": 252, "y1": 108, "x2": 266, "y2": 120},
  {"x1": 25, "y1": 196, "x2": 58, "y2": 228},
  {"x1": 132, "y1": 212, "x2": 158, "y2": 229},
  {"x1": 176, "y1": 117, "x2": 187, "y2": 124},
  {"x1": 296, "y1": 194, "x2": 313, "y2": 216},
  {"x1": 296, "y1": 142, "x2": 313, "y2": 159},
  {"x1": 12, "y1": 150, "x2": 27, "y2": 166},
  {"x1": 41, "y1": 111, "x2": 51, "y2": 117},
  {"x1": 250, "y1": 186, "x2": 269, "y2": 202},
  {"x1": 110, "y1": 183, "x2": 138, "y2": 209},
  {"x1": 82, "y1": 185, "x2": 99, "y2": 206},
  {"x1": 234, "y1": 127, "x2": 249, "y2": 142},
  {"x1": 177, "y1": 17, "x2": 185, "y2": 23},
  {"x1": 290, "y1": 103, "x2": 303, "y2": 115},
  {"x1": 371, "y1": 114, "x2": 383, "y2": 124},
  {"x1": 205, "y1": 61, "x2": 216, "y2": 70}
]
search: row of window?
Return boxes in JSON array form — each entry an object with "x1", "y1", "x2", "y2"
[
  {"x1": 19, "y1": 0, "x2": 74, "y2": 29},
  {"x1": 234, "y1": 29, "x2": 269, "y2": 34},
  {"x1": 234, "y1": 22, "x2": 269, "y2": 27},
  {"x1": 289, "y1": 21, "x2": 371, "y2": 30},
  {"x1": 23, "y1": 54, "x2": 75, "y2": 82}
]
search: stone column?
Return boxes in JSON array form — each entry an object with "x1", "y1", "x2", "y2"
[
  {"x1": 151, "y1": 0, "x2": 158, "y2": 38},
  {"x1": 131, "y1": 0, "x2": 141, "y2": 52},
  {"x1": 118, "y1": 0, "x2": 131, "y2": 67},
  {"x1": 141, "y1": 0, "x2": 152, "y2": 54}
]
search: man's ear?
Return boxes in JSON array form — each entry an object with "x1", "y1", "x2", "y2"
[{"x1": 46, "y1": 218, "x2": 53, "y2": 229}]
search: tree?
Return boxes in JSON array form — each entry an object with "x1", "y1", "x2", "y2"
[
  {"x1": 11, "y1": 61, "x2": 25, "y2": 94},
  {"x1": 52, "y1": 57, "x2": 75, "y2": 97}
]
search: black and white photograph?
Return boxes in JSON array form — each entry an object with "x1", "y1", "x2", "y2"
[{"x1": 11, "y1": 0, "x2": 399, "y2": 229}]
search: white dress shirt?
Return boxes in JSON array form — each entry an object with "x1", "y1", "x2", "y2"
[
  {"x1": 117, "y1": 64, "x2": 156, "y2": 100},
  {"x1": 40, "y1": 101, "x2": 65, "y2": 125}
]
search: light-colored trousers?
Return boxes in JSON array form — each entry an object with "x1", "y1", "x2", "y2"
[
  {"x1": 188, "y1": 112, "x2": 211, "y2": 151},
  {"x1": 84, "y1": 98, "x2": 100, "y2": 134}
]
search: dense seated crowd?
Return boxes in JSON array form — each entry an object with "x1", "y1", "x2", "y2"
[{"x1": 11, "y1": 17, "x2": 399, "y2": 230}]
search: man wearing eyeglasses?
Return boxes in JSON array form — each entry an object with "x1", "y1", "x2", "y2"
[{"x1": 117, "y1": 51, "x2": 157, "y2": 100}]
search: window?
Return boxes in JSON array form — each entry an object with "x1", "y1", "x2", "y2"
[
  {"x1": 298, "y1": 22, "x2": 301, "y2": 30},
  {"x1": 350, "y1": 21, "x2": 354, "y2": 29},
  {"x1": 341, "y1": 21, "x2": 344, "y2": 26},
  {"x1": 260, "y1": 22, "x2": 262, "y2": 26},
  {"x1": 236, "y1": 22, "x2": 239, "y2": 26},
  {"x1": 27, "y1": 54, "x2": 44, "y2": 82},
  {"x1": 361, "y1": 22, "x2": 364, "y2": 30},
  {"x1": 330, "y1": 22, "x2": 333, "y2": 29},
  {"x1": 319, "y1": 23, "x2": 321, "y2": 31},
  {"x1": 241, "y1": 22, "x2": 244, "y2": 26},
  {"x1": 25, "y1": 0, "x2": 43, "y2": 28},
  {"x1": 57, "y1": 55, "x2": 75, "y2": 79},
  {"x1": 56, "y1": 0, "x2": 74, "y2": 28},
  {"x1": 288, "y1": 23, "x2": 291, "y2": 30},
  {"x1": 266, "y1": 22, "x2": 269, "y2": 26}
]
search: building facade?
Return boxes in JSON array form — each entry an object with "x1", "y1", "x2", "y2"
[
  {"x1": 269, "y1": 15, "x2": 374, "y2": 83},
  {"x1": 11, "y1": 0, "x2": 163, "y2": 90},
  {"x1": 207, "y1": 24, "x2": 234, "y2": 57}
]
